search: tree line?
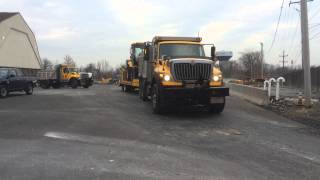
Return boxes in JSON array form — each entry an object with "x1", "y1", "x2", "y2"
[
  {"x1": 41, "y1": 55, "x2": 114, "y2": 80},
  {"x1": 220, "y1": 50, "x2": 320, "y2": 91}
]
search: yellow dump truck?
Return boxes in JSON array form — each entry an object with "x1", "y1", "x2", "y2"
[
  {"x1": 119, "y1": 43, "x2": 144, "y2": 92},
  {"x1": 38, "y1": 64, "x2": 93, "y2": 89},
  {"x1": 138, "y1": 36, "x2": 232, "y2": 114}
]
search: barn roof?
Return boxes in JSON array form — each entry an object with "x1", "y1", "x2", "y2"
[{"x1": 0, "y1": 12, "x2": 18, "y2": 23}]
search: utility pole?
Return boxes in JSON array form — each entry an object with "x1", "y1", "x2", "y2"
[
  {"x1": 279, "y1": 50, "x2": 288, "y2": 73},
  {"x1": 290, "y1": 0, "x2": 313, "y2": 107},
  {"x1": 260, "y1": 42, "x2": 264, "y2": 79},
  {"x1": 300, "y1": 0, "x2": 312, "y2": 107}
]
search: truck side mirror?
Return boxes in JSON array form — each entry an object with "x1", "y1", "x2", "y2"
[
  {"x1": 162, "y1": 55, "x2": 170, "y2": 60},
  {"x1": 211, "y1": 46, "x2": 216, "y2": 60}
]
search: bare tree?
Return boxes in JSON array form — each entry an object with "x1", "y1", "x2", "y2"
[
  {"x1": 96, "y1": 59, "x2": 109, "y2": 73},
  {"x1": 239, "y1": 51, "x2": 261, "y2": 79},
  {"x1": 95, "y1": 59, "x2": 111, "y2": 80},
  {"x1": 63, "y1": 55, "x2": 76, "y2": 67},
  {"x1": 41, "y1": 58, "x2": 53, "y2": 70},
  {"x1": 85, "y1": 63, "x2": 96, "y2": 73}
]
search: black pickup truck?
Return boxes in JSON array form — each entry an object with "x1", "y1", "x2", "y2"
[{"x1": 0, "y1": 67, "x2": 35, "y2": 98}]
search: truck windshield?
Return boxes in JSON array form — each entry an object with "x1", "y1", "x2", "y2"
[
  {"x1": 159, "y1": 44, "x2": 206, "y2": 58},
  {"x1": 69, "y1": 68, "x2": 79, "y2": 73},
  {"x1": 0, "y1": 69, "x2": 8, "y2": 78},
  {"x1": 135, "y1": 47, "x2": 144, "y2": 59}
]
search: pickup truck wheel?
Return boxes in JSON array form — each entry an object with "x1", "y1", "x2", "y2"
[
  {"x1": 25, "y1": 84, "x2": 33, "y2": 95},
  {"x1": 0, "y1": 87, "x2": 8, "y2": 98},
  {"x1": 152, "y1": 85, "x2": 165, "y2": 114},
  {"x1": 71, "y1": 79, "x2": 78, "y2": 89},
  {"x1": 209, "y1": 98, "x2": 225, "y2": 114}
]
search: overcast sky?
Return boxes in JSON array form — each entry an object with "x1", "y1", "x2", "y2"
[{"x1": 1, "y1": 0, "x2": 319, "y2": 67}]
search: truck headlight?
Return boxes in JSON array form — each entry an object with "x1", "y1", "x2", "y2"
[
  {"x1": 164, "y1": 75, "x2": 171, "y2": 81},
  {"x1": 213, "y1": 75, "x2": 220, "y2": 82}
]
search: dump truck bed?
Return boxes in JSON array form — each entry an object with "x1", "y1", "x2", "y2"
[{"x1": 37, "y1": 70, "x2": 57, "y2": 80}]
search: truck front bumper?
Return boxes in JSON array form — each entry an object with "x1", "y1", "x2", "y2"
[
  {"x1": 160, "y1": 86, "x2": 229, "y2": 105},
  {"x1": 162, "y1": 86, "x2": 229, "y2": 97},
  {"x1": 80, "y1": 78, "x2": 93, "y2": 86}
]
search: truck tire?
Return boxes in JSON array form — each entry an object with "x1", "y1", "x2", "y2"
[
  {"x1": 209, "y1": 97, "x2": 225, "y2": 114},
  {"x1": 52, "y1": 83, "x2": 60, "y2": 89},
  {"x1": 71, "y1": 79, "x2": 78, "y2": 89},
  {"x1": 25, "y1": 83, "x2": 33, "y2": 95},
  {"x1": 82, "y1": 79, "x2": 91, "y2": 88},
  {"x1": 40, "y1": 82, "x2": 50, "y2": 89},
  {"x1": 152, "y1": 85, "x2": 165, "y2": 114},
  {"x1": 124, "y1": 85, "x2": 131, "y2": 92},
  {"x1": 0, "y1": 87, "x2": 8, "y2": 98}
]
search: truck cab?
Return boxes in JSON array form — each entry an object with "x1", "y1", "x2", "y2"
[
  {"x1": 138, "y1": 36, "x2": 232, "y2": 114},
  {"x1": 0, "y1": 67, "x2": 34, "y2": 98},
  {"x1": 38, "y1": 64, "x2": 93, "y2": 89},
  {"x1": 119, "y1": 43, "x2": 144, "y2": 92}
]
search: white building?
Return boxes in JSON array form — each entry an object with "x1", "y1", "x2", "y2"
[{"x1": 0, "y1": 12, "x2": 41, "y2": 75}]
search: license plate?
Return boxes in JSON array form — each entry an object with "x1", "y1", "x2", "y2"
[
  {"x1": 210, "y1": 97, "x2": 224, "y2": 104},
  {"x1": 185, "y1": 84, "x2": 195, "y2": 88}
]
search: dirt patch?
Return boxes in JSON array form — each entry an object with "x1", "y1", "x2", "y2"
[{"x1": 265, "y1": 99, "x2": 320, "y2": 129}]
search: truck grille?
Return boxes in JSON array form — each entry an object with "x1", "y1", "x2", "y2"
[
  {"x1": 80, "y1": 73, "x2": 89, "y2": 79},
  {"x1": 173, "y1": 63, "x2": 212, "y2": 81}
]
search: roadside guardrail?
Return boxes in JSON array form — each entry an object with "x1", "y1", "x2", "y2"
[{"x1": 227, "y1": 82, "x2": 269, "y2": 106}]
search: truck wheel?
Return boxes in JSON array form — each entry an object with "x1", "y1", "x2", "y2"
[
  {"x1": 152, "y1": 85, "x2": 165, "y2": 114},
  {"x1": 40, "y1": 82, "x2": 50, "y2": 89},
  {"x1": 52, "y1": 83, "x2": 60, "y2": 89},
  {"x1": 209, "y1": 98, "x2": 225, "y2": 114},
  {"x1": 0, "y1": 87, "x2": 8, "y2": 98},
  {"x1": 25, "y1": 83, "x2": 33, "y2": 95},
  {"x1": 124, "y1": 85, "x2": 131, "y2": 92},
  {"x1": 71, "y1": 79, "x2": 78, "y2": 89}
]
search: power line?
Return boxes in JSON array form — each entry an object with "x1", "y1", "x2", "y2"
[
  {"x1": 268, "y1": 0, "x2": 286, "y2": 53},
  {"x1": 281, "y1": 1, "x2": 290, "y2": 42},
  {"x1": 310, "y1": 30, "x2": 320, "y2": 39},
  {"x1": 310, "y1": 5, "x2": 320, "y2": 20},
  {"x1": 311, "y1": 35, "x2": 320, "y2": 40},
  {"x1": 284, "y1": 1, "x2": 297, "y2": 50},
  {"x1": 310, "y1": 25, "x2": 320, "y2": 34},
  {"x1": 284, "y1": 4, "x2": 300, "y2": 56},
  {"x1": 288, "y1": 20, "x2": 300, "y2": 56},
  {"x1": 310, "y1": 23, "x2": 320, "y2": 28}
]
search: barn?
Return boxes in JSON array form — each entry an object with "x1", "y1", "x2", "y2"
[{"x1": 0, "y1": 12, "x2": 41, "y2": 76}]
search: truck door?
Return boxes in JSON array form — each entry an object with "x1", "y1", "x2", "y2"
[
  {"x1": 16, "y1": 69, "x2": 27, "y2": 89},
  {"x1": 8, "y1": 70, "x2": 19, "y2": 91},
  {"x1": 61, "y1": 67, "x2": 70, "y2": 82}
]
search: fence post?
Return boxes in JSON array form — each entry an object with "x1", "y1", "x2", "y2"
[{"x1": 315, "y1": 66, "x2": 320, "y2": 92}]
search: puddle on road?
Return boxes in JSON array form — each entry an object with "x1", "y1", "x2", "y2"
[
  {"x1": 215, "y1": 129, "x2": 242, "y2": 136},
  {"x1": 36, "y1": 90, "x2": 96, "y2": 96},
  {"x1": 163, "y1": 128, "x2": 243, "y2": 138}
]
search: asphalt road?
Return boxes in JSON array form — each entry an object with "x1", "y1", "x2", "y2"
[{"x1": 0, "y1": 85, "x2": 320, "y2": 180}]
